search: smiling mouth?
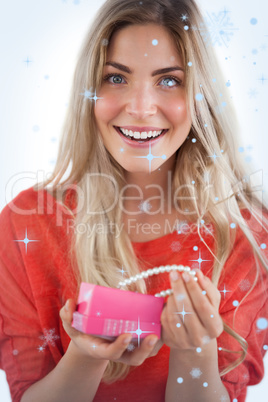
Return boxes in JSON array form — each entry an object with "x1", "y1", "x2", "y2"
[{"x1": 114, "y1": 126, "x2": 169, "y2": 142}]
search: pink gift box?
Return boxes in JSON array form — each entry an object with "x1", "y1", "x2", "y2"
[{"x1": 72, "y1": 283, "x2": 164, "y2": 341}]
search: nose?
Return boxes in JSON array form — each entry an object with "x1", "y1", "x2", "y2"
[{"x1": 125, "y1": 85, "x2": 157, "y2": 119}]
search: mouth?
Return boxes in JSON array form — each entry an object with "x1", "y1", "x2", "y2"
[{"x1": 114, "y1": 126, "x2": 169, "y2": 143}]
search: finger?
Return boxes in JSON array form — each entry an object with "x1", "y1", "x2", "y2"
[
  {"x1": 166, "y1": 281, "x2": 205, "y2": 348},
  {"x1": 102, "y1": 333, "x2": 135, "y2": 360},
  {"x1": 195, "y1": 270, "x2": 221, "y2": 308},
  {"x1": 180, "y1": 271, "x2": 223, "y2": 339},
  {"x1": 60, "y1": 299, "x2": 82, "y2": 338},
  {"x1": 149, "y1": 338, "x2": 164, "y2": 356},
  {"x1": 60, "y1": 299, "x2": 76, "y2": 321},
  {"x1": 161, "y1": 294, "x2": 189, "y2": 348},
  {"x1": 118, "y1": 335, "x2": 159, "y2": 366}
]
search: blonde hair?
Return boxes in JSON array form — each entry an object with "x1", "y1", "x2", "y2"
[{"x1": 36, "y1": 0, "x2": 267, "y2": 383}]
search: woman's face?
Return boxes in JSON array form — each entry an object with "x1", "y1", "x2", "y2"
[{"x1": 94, "y1": 23, "x2": 192, "y2": 173}]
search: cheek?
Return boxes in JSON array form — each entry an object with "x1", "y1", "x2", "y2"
[
  {"x1": 165, "y1": 96, "x2": 190, "y2": 125},
  {"x1": 94, "y1": 91, "x2": 121, "y2": 125}
]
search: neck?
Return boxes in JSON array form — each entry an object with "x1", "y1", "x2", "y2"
[{"x1": 123, "y1": 154, "x2": 176, "y2": 215}]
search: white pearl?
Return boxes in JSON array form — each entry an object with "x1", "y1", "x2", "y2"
[
  {"x1": 118, "y1": 265, "x2": 199, "y2": 295},
  {"x1": 166, "y1": 289, "x2": 172, "y2": 295},
  {"x1": 185, "y1": 266, "x2": 191, "y2": 272}
]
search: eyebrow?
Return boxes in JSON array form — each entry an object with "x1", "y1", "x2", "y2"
[{"x1": 105, "y1": 61, "x2": 184, "y2": 76}]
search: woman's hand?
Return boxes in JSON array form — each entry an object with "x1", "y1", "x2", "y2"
[
  {"x1": 161, "y1": 270, "x2": 223, "y2": 350},
  {"x1": 60, "y1": 299, "x2": 163, "y2": 366}
]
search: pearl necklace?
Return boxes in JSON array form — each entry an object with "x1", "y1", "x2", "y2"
[{"x1": 117, "y1": 264, "x2": 198, "y2": 298}]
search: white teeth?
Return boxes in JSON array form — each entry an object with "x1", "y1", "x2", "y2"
[{"x1": 119, "y1": 127, "x2": 164, "y2": 140}]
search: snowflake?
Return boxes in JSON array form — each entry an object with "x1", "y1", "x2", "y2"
[
  {"x1": 127, "y1": 343, "x2": 135, "y2": 352},
  {"x1": 242, "y1": 372, "x2": 249, "y2": 382},
  {"x1": 260, "y1": 44, "x2": 268, "y2": 51},
  {"x1": 203, "y1": 225, "x2": 214, "y2": 236},
  {"x1": 190, "y1": 367, "x2": 202, "y2": 379},
  {"x1": 170, "y1": 241, "x2": 182, "y2": 252},
  {"x1": 239, "y1": 279, "x2": 251, "y2": 292},
  {"x1": 248, "y1": 89, "x2": 258, "y2": 99},
  {"x1": 181, "y1": 14, "x2": 188, "y2": 21},
  {"x1": 138, "y1": 200, "x2": 152, "y2": 213},
  {"x1": 38, "y1": 328, "x2": 60, "y2": 351},
  {"x1": 202, "y1": 335, "x2": 211, "y2": 345},
  {"x1": 198, "y1": 9, "x2": 237, "y2": 47}
]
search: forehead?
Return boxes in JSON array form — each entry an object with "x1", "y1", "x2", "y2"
[{"x1": 107, "y1": 23, "x2": 183, "y2": 66}]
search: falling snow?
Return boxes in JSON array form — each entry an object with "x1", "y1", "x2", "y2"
[
  {"x1": 248, "y1": 89, "x2": 258, "y2": 99},
  {"x1": 256, "y1": 317, "x2": 268, "y2": 330},
  {"x1": 38, "y1": 328, "x2": 60, "y2": 351},
  {"x1": 190, "y1": 367, "x2": 202, "y2": 379},
  {"x1": 239, "y1": 279, "x2": 251, "y2": 292},
  {"x1": 219, "y1": 284, "x2": 232, "y2": 298},
  {"x1": 127, "y1": 343, "x2": 135, "y2": 352},
  {"x1": 170, "y1": 241, "x2": 182, "y2": 252},
  {"x1": 174, "y1": 303, "x2": 193, "y2": 323},
  {"x1": 133, "y1": 141, "x2": 166, "y2": 173},
  {"x1": 198, "y1": 9, "x2": 237, "y2": 47},
  {"x1": 138, "y1": 200, "x2": 152, "y2": 213}
]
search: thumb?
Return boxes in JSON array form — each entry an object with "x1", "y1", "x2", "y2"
[
  {"x1": 60, "y1": 299, "x2": 76, "y2": 321},
  {"x1": 59, "y1": 299, "x2": 80, "y2": 337}
]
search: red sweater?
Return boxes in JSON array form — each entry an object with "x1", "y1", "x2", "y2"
[{"x1": 0, "y1": 187, "x2": 267, "y2": 401}]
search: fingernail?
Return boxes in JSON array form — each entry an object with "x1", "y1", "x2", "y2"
[
  {"x1": 123, "y1": 336, "x2": 132, "y2": 345},
  {"x1": 170, "y1": 270, "x2": 179, "y2": 282},
  {"x1": 149, "y1": 338, "x2": 158, "y2": 347},
  {"x1": 182, "y1": 272, "x2": 190, "y2": 283}
]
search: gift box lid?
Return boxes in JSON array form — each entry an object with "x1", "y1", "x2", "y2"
[{"x1": 76, "y1": 282, "x2": 164, "y2": 322}]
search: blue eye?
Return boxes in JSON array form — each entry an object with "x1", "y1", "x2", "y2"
[
  {"x1": 104, "y1": 74, "x2": 126, "y2": 84},
  {"x1": 103, "y1": 74, "x2": 181, "y2": 88},
  {"x1": 160, "y1": 77, "x2": 180, "y2": 87}
]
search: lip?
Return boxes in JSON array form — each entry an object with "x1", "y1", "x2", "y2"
[
  {"x1": 114, "y1": 126, "x2": 168, "y2": 148},
  {"x1": 117, "y1": 126, "x2": 167, "y2": 132}
]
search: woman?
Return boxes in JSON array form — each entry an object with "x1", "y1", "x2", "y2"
[{"x1": 0, "y1": 0, "x2": 267, "y2": 401}]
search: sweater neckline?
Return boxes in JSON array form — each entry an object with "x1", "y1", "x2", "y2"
[{"x1": 131, "y1": 225, "x2": 201, "y2": 257}]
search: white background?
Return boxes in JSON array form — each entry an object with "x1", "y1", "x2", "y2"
[{"x1": 0, "y1": 0, "x2": 267, "y2": 400}]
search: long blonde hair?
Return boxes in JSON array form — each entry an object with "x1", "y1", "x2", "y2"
[{"x1": 36, "y1": 0, "x2": 267, "y2": 383}]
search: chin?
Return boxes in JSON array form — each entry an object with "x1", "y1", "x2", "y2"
[{"x1": 120, "y1": 161, "x2": 163, "y2": 174}]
